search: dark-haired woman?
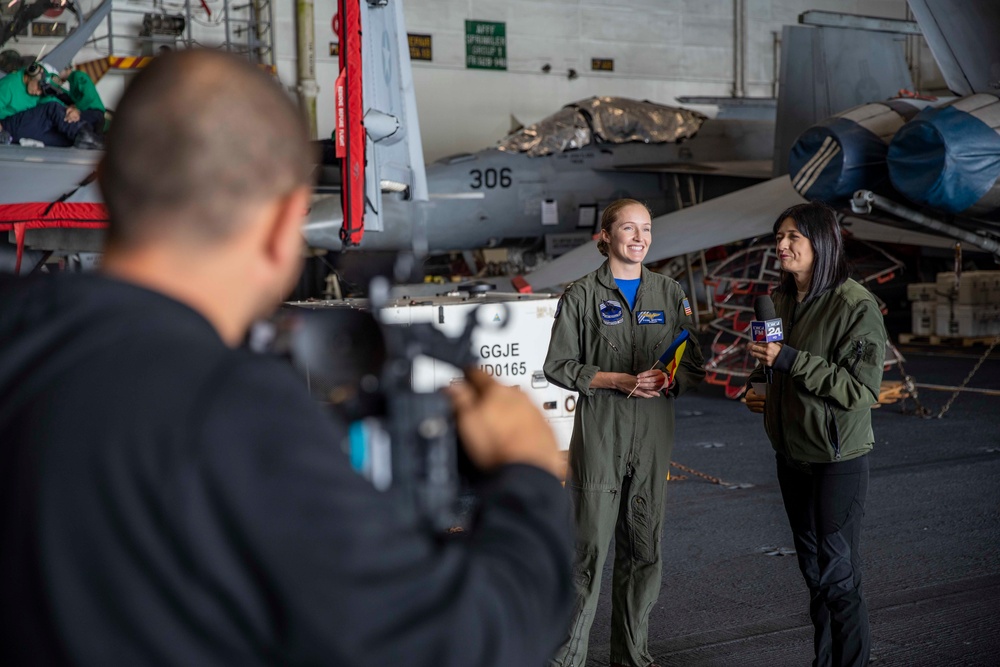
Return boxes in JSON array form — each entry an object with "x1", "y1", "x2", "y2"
[
  {"x1": 544, "y1": 199, "x2": 704, "y2": 667},
  {"x1": 746, "y1": 201, "x2": 886, "y2": 667}
]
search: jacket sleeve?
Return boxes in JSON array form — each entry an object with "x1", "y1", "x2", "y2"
[
  {"x1": 543, "y1": 287, "x2": 601, "y2": 395},
  {"x1": 782, "y1": 298, "x2": 886, "y2": 410},
  {"x1": 669, "y1": 290, "x2": 705, "y2": 397},
  {"x1": 198, "y1": 358, "x2": 575, "y2": 667}
]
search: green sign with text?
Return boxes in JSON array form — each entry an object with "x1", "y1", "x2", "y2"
[{"x1": 465, "y1": 20, "x2": 506, "y2": 71}]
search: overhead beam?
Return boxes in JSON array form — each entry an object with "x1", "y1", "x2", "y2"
[{"x1": 799, "y1": 10, "x2": 922, "y2": 35}]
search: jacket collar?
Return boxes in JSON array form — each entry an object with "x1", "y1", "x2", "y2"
[{"x1": 596, "y1": 260, "x2": 649, "y2": 291}]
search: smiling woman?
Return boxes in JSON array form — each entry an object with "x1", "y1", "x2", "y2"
[{"x1": 543, "y1": 197, "x2": 705, "y2": 667}]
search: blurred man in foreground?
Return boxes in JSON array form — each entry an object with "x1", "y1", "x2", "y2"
[{"x1": 0, "y1": 49, "x2": 572, "y2": 666}]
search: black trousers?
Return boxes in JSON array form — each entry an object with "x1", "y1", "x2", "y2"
[
  {"x1": 0, "y1": 102, "x2": 88, "y2": 147},
  {"x1": 776, "y1": 452, "x2": 870, "y2": 667}
]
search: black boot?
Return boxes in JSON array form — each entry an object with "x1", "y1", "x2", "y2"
[{"x1": 73, "y1": 125, "x2": 103, "y2": 150}]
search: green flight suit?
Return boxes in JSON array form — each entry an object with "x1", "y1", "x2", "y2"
[
  {"x1": 65, "y1": 70, "x2": 105, "y2": 113},
  {"x1": 0, "y1": 69, "x2": 39, "y2": 119},
  {"x1": 543, "y1": 261, "x2": 705, "y2": 667}
]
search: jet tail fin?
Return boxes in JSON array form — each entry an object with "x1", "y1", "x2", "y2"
[{"x1": 337, "y1": 0, "x2": 427, "y2": 248}]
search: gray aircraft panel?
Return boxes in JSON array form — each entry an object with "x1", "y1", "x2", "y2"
[{"x1": 907, "y1": 0, "x2": 1000, "y2": 97}]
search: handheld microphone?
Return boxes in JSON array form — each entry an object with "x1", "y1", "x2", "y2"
[{"x1": 751, "y1": 295, "x2": 784, "y2": 383}]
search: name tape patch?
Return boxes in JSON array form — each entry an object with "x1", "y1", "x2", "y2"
[{"x1": 636, "y1": 310, "x2": 665, "y2": 325}]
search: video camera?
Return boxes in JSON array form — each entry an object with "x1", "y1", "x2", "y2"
[{"x1": 256, "y1": 272, "x2": 507, "y2": 532}]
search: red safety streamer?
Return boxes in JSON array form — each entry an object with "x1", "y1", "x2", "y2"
[{"x1": 337, "y1": 0, "x2": 365, "y2": 247}]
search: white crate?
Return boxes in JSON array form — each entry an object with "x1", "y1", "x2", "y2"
[
  {"x1": 935, "y1": 271, "x2": 998, "y2": 305},
  {"x1": 911, "y1": 301, "x2": 935, "y2": 335},
  {"x1": 986, "y1": 274, "x2": 1000, "y2": 305},
  {"x1": 935, "y1": 303, "x2": 1000, "y2": 337},
  {"x1": 906, "y1": 282, "x2": 938, "y2": 302}
]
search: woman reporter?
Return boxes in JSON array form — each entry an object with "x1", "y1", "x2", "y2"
[{"x1": 745, "y1": 201, "x2": 886, "y2": 667}]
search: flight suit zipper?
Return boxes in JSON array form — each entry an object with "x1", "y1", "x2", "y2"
[{"x1": 588, "y1": 317, "x2": 620, "y2": 352}]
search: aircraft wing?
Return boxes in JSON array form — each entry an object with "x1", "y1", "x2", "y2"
[
  {"x1": 522, "y1": 177, "x2": 804, "y2": 292},
  {"x1": 41, "y1": 0, "x2": 113, "y2": 72},
  {"x1": 840, "y1": 217, "x2": 975, "y2": 249},
  {"x1": 521, "y1": 174, "x2": 996, "y2": 292}
]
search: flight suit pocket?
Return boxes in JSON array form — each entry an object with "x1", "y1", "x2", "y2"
[{"x1": 628, "y1": 484, "x2": 663, "y2": 564}]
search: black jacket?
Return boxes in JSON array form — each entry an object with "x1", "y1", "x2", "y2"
[{"x1": 0, "y1": 273, "x2": 573, "y2": 666}]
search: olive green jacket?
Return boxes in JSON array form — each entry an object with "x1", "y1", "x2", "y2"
[
  {"x1": 543, "y1": 262, "x2": 705, "y2": 485},
  {"x1": 749, "y1": 278, "x2": 887, "y2": 463}
]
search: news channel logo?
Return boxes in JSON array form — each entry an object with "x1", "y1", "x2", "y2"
[{"x1": 750, "y1": 319, "x2": 784, "y2": 343}]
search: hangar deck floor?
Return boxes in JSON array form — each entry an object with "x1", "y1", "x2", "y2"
[{"x1": 582, "y1": 350, "x2": 1000, "y2": 666}]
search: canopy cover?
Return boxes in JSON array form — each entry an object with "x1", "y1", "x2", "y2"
[{"x1": 498, "y1": 96, "x2": 706, "y2": 157}]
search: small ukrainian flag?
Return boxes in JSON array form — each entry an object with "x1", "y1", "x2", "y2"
[{"x1": 658, "y1": 329, "x2": 690, "y2": 384}]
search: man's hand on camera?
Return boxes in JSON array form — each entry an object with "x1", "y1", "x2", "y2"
[{"x1": 447, "y1": 368, "x2": 563, "y2": 479}]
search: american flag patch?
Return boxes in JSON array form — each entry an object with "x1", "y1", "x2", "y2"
[{"x1": 682, "y1": 298, "x2": 692, "y2": 316}]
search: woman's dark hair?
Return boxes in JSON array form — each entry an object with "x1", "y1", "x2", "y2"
[
  {"x1": 772, "y1": 201, "x2": 849, "y2": 301},
  {"x1": 596, "y1": 199, "x2": 651, "y2": 257}
]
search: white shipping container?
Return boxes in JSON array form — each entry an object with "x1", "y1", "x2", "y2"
[
  {"x1": 379, "y1": 293, "x2": 576, "y2": 450},
  {"x1": 935, "y1": 271, "x2": 998, "y2": 305},
  {"x1": 934, "y1": 303, "x2": 1000, "y2": 337},
  {"x1": 906, "y1": 282, "x2": 938, "y2": 302},
  {"x1": 911, "y1": 301, "x2": 935, "y2": 335}
]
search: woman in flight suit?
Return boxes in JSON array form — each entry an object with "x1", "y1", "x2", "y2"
[{"x1": 544, "y1": 198, "x2": 704, "y2": 667}]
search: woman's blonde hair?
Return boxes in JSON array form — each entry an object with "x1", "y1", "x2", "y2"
[{"x1": 596, "y1": 199, "x2": 652, "y2": 256}]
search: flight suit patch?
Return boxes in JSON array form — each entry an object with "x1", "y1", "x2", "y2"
[
  {"x1": 636, "y1": 310, "x2": 665, "y2": 325},
  {"x1": 682, "y1": 298, "x2": 693, "y2": 316},
  {"x1": 598, "y1": 300, "x2": 624, "y2": 325}
]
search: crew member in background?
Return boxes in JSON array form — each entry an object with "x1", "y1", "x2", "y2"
[
  {"x1": 0, "y1": 49, "x2": 573, "y2": 666},
  {"x1": 51, "y1": 64, "x2": 107, "y2": 134},
  {"x1": 544, "y1": 199, "x2": 705, "y2": 667},
  {"x1": 745, "y1": 201, "x2": 886, "y2": 667},
  {"x1": 0, "y1": 61, "x2": 102, "y2": 148}
]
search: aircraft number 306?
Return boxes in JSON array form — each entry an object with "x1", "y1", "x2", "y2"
[{"x1": 469, "y1": 168, "x2": 512, "y2": 189}]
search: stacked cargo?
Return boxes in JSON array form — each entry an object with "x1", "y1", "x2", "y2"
[{"x1": 908, "y1": 272, "x2": 1000, "y2": 338}]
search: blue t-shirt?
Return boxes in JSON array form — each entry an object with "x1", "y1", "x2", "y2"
[{"x1": 615, "y1": 277, "x2": 641, "y2": 310}]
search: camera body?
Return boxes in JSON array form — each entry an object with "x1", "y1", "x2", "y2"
[{"x1": 259, "y1": 296, "x2": 486, "y2": 532}]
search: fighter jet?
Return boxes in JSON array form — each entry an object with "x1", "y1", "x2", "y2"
[{"x1": 520, "y1": 0, "x2": 1000, "y2": 293}]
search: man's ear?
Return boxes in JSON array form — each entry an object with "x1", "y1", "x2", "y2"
[{"x1": 263, "y1": 186, "x2": 311, "y2": 267}]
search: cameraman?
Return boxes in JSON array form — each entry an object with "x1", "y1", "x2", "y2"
[{"x1": 0, "y1": 50, "x2": 572, "y2": 666}]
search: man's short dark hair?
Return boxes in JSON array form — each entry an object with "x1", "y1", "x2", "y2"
[{"x1": 99, "y1": 50, "x2": 314, "y2": 247}]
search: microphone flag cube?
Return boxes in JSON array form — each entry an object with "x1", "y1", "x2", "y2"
[
  {"x1": 749, "y1": 318, "x2": 784, "y2": 343},
  {"x1": 658, "y1": 329, "x2": 690, "y2": 383}
]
